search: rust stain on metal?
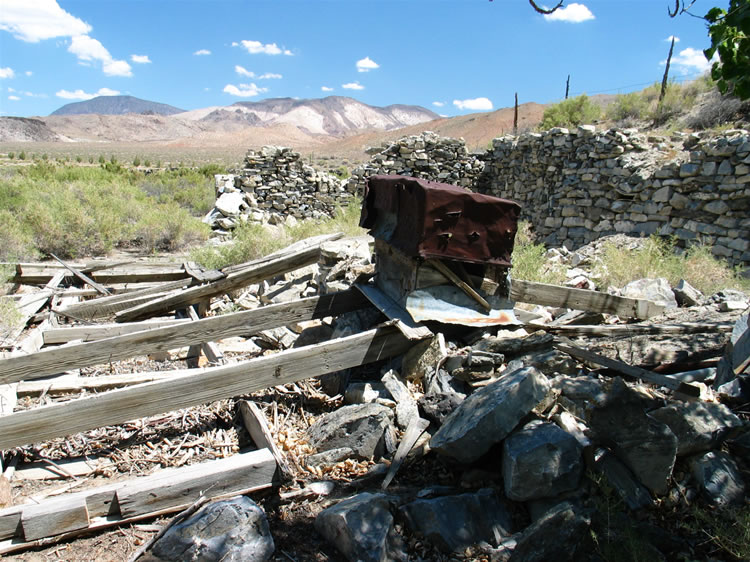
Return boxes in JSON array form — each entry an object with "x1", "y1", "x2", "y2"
[{"x1": 360, "y1": 175, "x2": 522, "y2": 267}]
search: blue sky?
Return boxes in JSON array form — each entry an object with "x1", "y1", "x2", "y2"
[{"x1": 0, "y1": 0, "x2": 719, "y2": 117}]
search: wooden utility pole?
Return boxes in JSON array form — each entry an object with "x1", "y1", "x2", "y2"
[
  {"x1": 513, "y1": 92, "x2": 519, "y2": 135},
  {"x1": 565, "y1": 75, "x2": 570, "y2": 99},
  {"x1": 660, "y1": 36, "x2": 676, "y2": 104}
]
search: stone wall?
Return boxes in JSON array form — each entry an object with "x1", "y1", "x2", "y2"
[
  {"x1": 346, "y1": 131, "x2": 485, "y2": 193},
  {"x1": 203, "y1": 146, "x2": 353, "y2": 233},
  {"x1": 483, "y1": 127, "x2": 750, "y2": 266}
]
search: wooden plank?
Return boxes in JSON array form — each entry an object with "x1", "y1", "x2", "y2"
[
  {"x1": 21, "y1": 495, "x2": 89, "y2": 540},
  {"x1": 43, "y1": 319, "x2": 190, "y2": 344},
  {"x1": 0, "y1": 289, "x2": 369, "y2": 384},
  {"x1": 511, "y1": 279, "x2": 664, "y2": 320},
  {"x1": 116, "y1": 448, "x2": 275, "y2": 518},
  {"x1": 0, "y1": 508, "x2": 21, "y2": 540},
  {"x1": 183, "y1": 261, "x2": 225, "y2": 283},
  {"x1": 553, "y1": 339, "x2": 700, "y2": 397},
  {"x1": 49, "y1": 253, "x2": 110, "y2": 296},
  {"x1": 355, "y1": 283, "x2": 432, "y2": 341},
  {"x1": 238, "y1": 400, "x2": 293, "y2": 481},
  {"x1": 0, "y1": 273, "x2": 64, "y2": 348},
  {"x1": 115, "y1": 239, "x2": 334, "y2": 322},
  {"x1": 56, "y1": 288, "x2": 182, "y2": 321},
  {"x1": 536, "y1": 322, "x2": 733, "y2": 337},
  {"x1": 186, "y1": 306, "x2": 223, "y2": 365},
  {"x1": 16, "y1": 371, "x2": 184, "y2": 397},
  {"x1": 0, "y1": 325, "x2": 410, "y2": 450}
]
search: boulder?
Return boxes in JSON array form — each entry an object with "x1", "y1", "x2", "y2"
[
  {"x1": 150, "y1": 496, "x2": 274, "y2": 562},
  {"x1": 308, "y1": 403, "x2": 395, "y2": 460},
  {"x1": 620, "y1": 278, "x2": 678, "y2": 309},
  {"x1": 215, "y1": 192, "x2": 247, "y2": 217},
  {"x1": 430, "y1": 367, "x2": 551, "y2": 464},
  {"x1": 315, "y1": 493, "x2": 405, "y2": 562},
  {"x1": 399, "y1": 489, "x2": 513, "y2": 552},
  {"x1": 689, "y1": 451, "x2": 746, "y2": 507},
  {"x1": 508, "y1": 502, "x2": 591, "y2": 562},
  {"x1": 593, "y1": 449, "x2": 654, "y2": 510},
  {"x1": 649, "y1": 402, "x2": 743, "y2": 456},
  {"x1": 502, "y1": 420, "x2": 584, "y2": 501},
  {"x1": 673, "y1": 279, "x2": 702, "y2": 307}
]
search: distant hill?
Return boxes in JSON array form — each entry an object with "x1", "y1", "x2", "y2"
[
  {"x1": 220, "y1": 96, "x2": 440, "y2": 136},
  {"x1": 50, "y1": 95, "x2": 185, "y2": 116}
]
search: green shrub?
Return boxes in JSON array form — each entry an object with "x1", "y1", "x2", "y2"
[
  {"x1": 98, "y1": 155, "x2": 105, "y2": 164},
  {"x1": 88, "y1": 155, "x2": 94, "y2": 164},
  {"x1": 540, "y1": 94, "x2": 600, "y2": 130},
  {"x1": 110, "y1": 154, "x2": 117, "y2": 165},
  {"x1": 18, "y1": 151, "x2": 25, "y2": 160},
  {"x1": 606, "y1": 92, "x2": 649, "y2": 122},
  {"x1": 8, "y1": 152, "x2": 14, "y2": 160},
  {"x1": 510, "y1": 222, "x2": 566, "y2": 284},
  {"x1": 133, "y1": 156, "x2": 141, "y2": 167},
  {"x1": 75, "y1": 155, "x2": 82, "y2": 163}
]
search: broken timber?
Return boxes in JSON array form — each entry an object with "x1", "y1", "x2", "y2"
[
  {"x1": 553, "y1": 339, "x2": 701, "y2": 397},
  {"x1": 0, "y1": 324, "x2": 411, "y2": 450},
  {"x1": 49, "y1": 253, "x2": 110, "y2": 296},
  {"x1": 536, "y1": 322, "x2": 733, "y2": 337},
  {"x1": 511, "y1": 279, "x2": 665, "y2": 320},
  {"x1": 0, "y1": 289, "x2": 370, "y2": 384},
  {"x1": 355, "y1": 282, "x2": 432, "y2": 341},
  {"x1": 0, "y1": 448, "x2": 275, "y2": 553}
]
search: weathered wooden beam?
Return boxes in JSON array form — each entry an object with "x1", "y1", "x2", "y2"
[
  {"x1": 11, "y1": 269, "x2": 190, "y2": 286},
  {"x1": 511, "y1": 279, "x2": 664, "y2": 320},
  {"x1": 426, "y1": 259, "x2": 491, "y2": 311},
  {"x1": 49, "y1": 253, "x2": 110, "y2": 296},
  {"x1": 42, "y1": 319, "x2": 190, "y2": 344},
  {"x1": 536, "y1": 322, "x2": 733, "y2": 337},
  {"x1": 0, "y1": 272, "x2": 65, "y2": 348},
  {"x1": 239, "y1": 400, "x2": 293, "y2": 482},
  {"x1": 355, "y1": 283, "x2": 432, "y2": 341},
  {"x1": 115, "y1": 240, "x2": 332, "y2": 322},
  {"x1": 186, "y1": 305, "x2": 223, "y2": 366},
  {"x1": 381, "y1": 417, "x2": 429, "y2": 489},
  {"x1": 16, "y1": 371, "x2": 186, "y2": 397},
  {"x1": 0, "y1": 324, "x2": 410, "y2": 449},
  {"x1": 554, "y1": 339, "x2": 700, "y2": 397},
  {"x1": 0, "y1": 289, "x2": 369, "y2": 384},
  {"x1": 21, "y1": 495, "x2": 90, "y2": 541},
  {"x1": 55, "y1": 287, "x2": 184, "y2": 321}
]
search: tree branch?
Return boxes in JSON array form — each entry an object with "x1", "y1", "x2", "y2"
[{"x1": 528, "y1": 0, "x2": 564, "y2": 15}]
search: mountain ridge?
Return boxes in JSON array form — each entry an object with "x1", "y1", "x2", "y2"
[{"x1": 50, "y1": 95, "x2": 186, "y2": 117}]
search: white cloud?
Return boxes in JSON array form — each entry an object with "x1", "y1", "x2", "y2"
[
  {"x1": 23, "y1": 90, "x2": 46, "y2": 98},
  {"x1": 0, "y1": 0, "x2": 91, "y2": 42},
  {"x1": 321, "y1": 86, "x2": 334, "y2": 92},
  {"x1": 236, "y1": 40, "x2": 292, "y2": 56},
  {"x1": 259, "y1": 73, "x2": 282, "y2": 79},
  {"x1": 453, "y1": 97, "x2": 493, "y2": 111},
  {"x1": 25, "y1": 70, "x2": 32, "y2": 76},
  {"x1": 56, "y1": 87, "x2": 120, "y2": 100},
  {"x1": 0, "y1": 67, "x2": 15, "y2": 79},
  {"x1": 194, "y1": 49, "x2": 211, "y2": 56},
  {"x1": 68, "y1": 35, "x2": 132, "y2": 76},
  {"x1": 432, "y1": 101, "x2": 445, "y2": 107},
  {"x1": 342, "y1": 81, "x2": 364, "y2": 90},
  {"x1": 8, "y1": 95, "x2": 20, "y2": 101},
  {"x1": 131, "y1": 54, "x2": 151, "y2": 64},
  {"x1": 666, "y1": 35, "x2": 680, "y2": 43},
  {"x1": 668, "y1": 47, "x2": 713, "y2": 74},
  {"x1": 543, "y1": 3, "x2": 594, "y2": 23},
  {"x1": 223, "y1": 82, "x2": 268, "y2": 97},
  {"x1": 235, "y1": 65, "x2": 255, "y2": 78},
  {"x1": 356, "y1": 57, "x2": 379, "y2": 72}
]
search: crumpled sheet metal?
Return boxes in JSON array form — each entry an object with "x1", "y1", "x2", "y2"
[
  {"x1": 360, "y1": 175, "x2": 522, "y2": 267},
  {"x1": 406, "y1": 286, "x2": 519, "y2": 326}
]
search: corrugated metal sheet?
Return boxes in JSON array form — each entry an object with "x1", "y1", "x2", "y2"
[
  {"x1": 406, "y1": 286, "x2": 519, "y2": 326},
  {"x1": 360, "y1": 175, "x2": 522, "y2": 267}
]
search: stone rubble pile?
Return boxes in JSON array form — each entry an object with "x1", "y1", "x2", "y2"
[
  {"x1": 202, "y1": 146, "x2": 353, "y2": 234},
  {"x1": 346, "y1": 131, "x2": 486, "y2": 193},
  {"x1": 485, "y1": 127, "x2": 750, "y2": 267}
]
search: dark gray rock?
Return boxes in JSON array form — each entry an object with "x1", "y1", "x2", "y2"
[
  {"x1": 398, "y1": 489, "x2": 513, "y2": 552},
  {"x1": 151, "y1": 496, "x2": 274, "y2": 562},
  {"x1": 308, "y1": 403, "x2": 394, "y2": 460},
  {"x1": 551, "y1": 375, "x2": 607, "y2": 406},
  {"x1": 588, "y1": 379, "x2": 678, "y2": 495},
  {"x1": 729, "y1": 427, "x2": 750, "y2": 461},
  {"x1": 649, "y1": 402, "x2": 743, "y2": 456},
  {"x1": 430, "y1": 367, "x2": 551, "y2": 463},
  {"x1": 689, "y1": 451, "x2": 746, "y2": 507},
  {"x1": 717, "y1": 375, "x2": 750, "y2": 402},
  {"x1": 381, "y1": 369, "x2": 419, "y2": 429},
  {"x1": 418, "y1": 369, "x2": 467, "y2": 425},
  {"x1": 519, "y1": 349, "x2": 580, "y2": 377},
  {"x1": 508, "y1": 502, "x2": 591, "y2": 562},
  {"x1": 593, "y1": 449, "x2": 654, "y2": 510},
  {"x1": 315, "y1": 492, "x2": 405, "y2": 562},
  {"x1": 502, "y1": 420, "x2": 583, "y2": 501},
  {"x1": 473, "y1": 331, "x2": 554, "y2": 358}
]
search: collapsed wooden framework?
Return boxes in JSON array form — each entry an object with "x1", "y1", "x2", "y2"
[{"x1": 0, "y1": 232, "x2": 700, "y2": 553}]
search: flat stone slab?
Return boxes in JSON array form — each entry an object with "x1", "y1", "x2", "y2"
[
  {"x1": 308, "y1": 403, "x2": 394, "y2": 460},
  {"x1": 430, "y1": 366, "x2": 550, "y2": 464},
  {"x1": 649, "y1": 402, "x2": 743, "y2": 456}
]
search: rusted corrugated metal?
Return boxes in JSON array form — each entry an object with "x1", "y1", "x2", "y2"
[{"x1": 360, "y1": 175, "x2": 522, "y2": 267}]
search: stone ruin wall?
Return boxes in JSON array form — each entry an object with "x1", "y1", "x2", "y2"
[{"x1": 207, "y1": 129, "x2": 750, "y2": 268}]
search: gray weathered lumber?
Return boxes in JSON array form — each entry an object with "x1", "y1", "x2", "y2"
[
  {"x1": 537, "y1": 322, "x2": 733, "y2": 337},
  {"x1": 0, "y1": 272, "x2": 65, "y2": 348},
  {"x1": 21, "y1": 495, "x2": 89, "y2": 541},
  {"x1": 426, "y1": 259, "x2": 491, "y2": 311},
  {"x1": 42, "y1": 319, "x2": 190, "y2": 344},
  {"x1": 115, "y1": 238, "x2": 337, "y2": 322},
  {"x1": 49, "y1": 253, "x2": 110, "y2": 296},
  {"x1": 0, "y1": 289, "x2": 369, "y2": 384},
  {"x1": 511, "y1": 279, "x2": 664, "y2": 320},
  {"x1": 0, "y1": 325, "x2": 410, "y2": 449},
  {"x1": 116, "y1": 448, "x2": 275, "y2": 518},
  {"x1": 239, "y1": 400, "x2": 293, "y2": 481},
  {"x1": 355, "y1": 283, "x2": 433, "y2": 341},
  {"x1": 186, "y1": 305, "x2": 223, "y2": 365},
  {"x1": 56, "y1": 285, "x2": 188, "y2": 320},
  {"x1": 381, "y1": 417, "x2": 430, "y2": 489},
  {"x1": 183, "y1": 261, "x2": 225, "y2": 283},
  {"x1": 16, "y1": 371, "x2": 185, "y2": 397},
  {"x1": 554, "y1": 340, "x2": 700, "y2": 397}
]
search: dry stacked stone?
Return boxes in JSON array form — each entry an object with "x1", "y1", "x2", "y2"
[
  {"x1": 203, "y1": 145, "x2": 351, "y2": 233},
  {"x1": 347, "y1": 131, "x2": 486, "y2": 193},
  {"x1": 484, "y1": 126, "x2": 750, "y2": 267}
]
